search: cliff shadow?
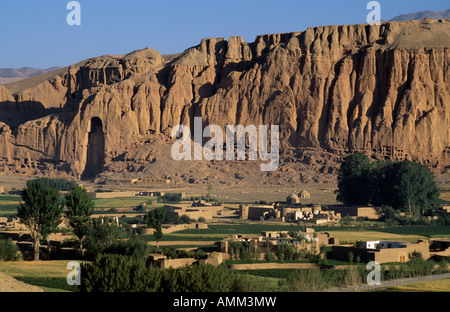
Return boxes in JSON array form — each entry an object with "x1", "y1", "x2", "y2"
[{"x1": 0, "y1": 100, "x2": 62, "y2": 130}]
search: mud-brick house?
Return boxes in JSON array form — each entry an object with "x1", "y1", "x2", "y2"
[{"x1": 331, "y1": 240, "x2": 431, "y2": 264}]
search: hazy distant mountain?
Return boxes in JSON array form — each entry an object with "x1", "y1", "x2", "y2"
[
  {"x1": 390, "y1": 9, "x2": 450, "y2": 22},
  {"x1": 0, "y1": 66, "x2": 61, "y2": 84}
]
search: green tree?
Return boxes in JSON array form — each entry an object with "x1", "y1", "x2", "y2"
[
  {"x1": 394, "y1": 161, "x2": 440, "y2": 215},
  {"x1": 369, "y1": 160, "x2": 394, "y2": 206},
  {"x1": 0, "y1": 238, "x2": 20, "y2": 261},
  {"x1": 206, "y1": 183, "x2": 213, "y2": 200},
  {"x1": 84, "y1": 216, "x2": 121, "y2": 259},
  {"x1": 348, "y1": 251, "x2": 354, "y2": 264},
  {"x1": 64, "y1": 185, "x2": 95, "y2": 253},
  {"x1": 380, "y1": 206, "x2": 396, "y2": 221},
  {"x1": 103, "y1": 235, "x2": 150, "y2": 260},
  {"x1": 17, "y1": 180, "x2": 63, "y2": 260},
  {"x1": 164, "y1": 209, "x2": 181, "y2": 224},
  {"x1": 153, "y1": 221, "x2": 163, "y2": 249},
  {"x1": 32, "y1": 177, "x2": 78, "y2": 191},
  {"x1": 374, "y1": 161, "x2": 440, "y2": 214},
  {"x1": 179, "y1": 214, "x2": 192, "y2": 224},
  {"x1": 144, "y1": 207, "x2": 166, "y2": 227},
  {"x1": 337, "y1": 156, "x2": 440, "y2": 216},
  {"x1": 145, "y1": 207, "x2": 166, "y2": 248},
  {"x1": 335, "y1": 154, "x2": 372, "y2": 205}
]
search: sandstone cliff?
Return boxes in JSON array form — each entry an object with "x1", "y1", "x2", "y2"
[{"x1": 0, "y1": 19, "x2": 449, "y2": 183}]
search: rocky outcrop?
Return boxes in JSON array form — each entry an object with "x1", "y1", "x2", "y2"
[{"x1": 0, "y1": 19, "x2": 449, "y2": 180}]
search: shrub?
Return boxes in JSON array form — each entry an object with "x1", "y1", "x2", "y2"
[
  {"x1": 285, "y1": 269, "x2": 330, "y2": 292},
  {"x1": 159, "y1": 194, "x2": 181, "y2": 203},
  {"x1": 103, "y1": 235, "x2": 150, "y2": 261},
  {"x1": 343, "y1": 266, "x2": 364, "y2": 287},
  {"x1": 80, "y1": 254, "x2": 162, "y2": 292},
  {"x1": 164, "y1": 264, "x2": 245, "y2": 292},
  {"x1": 80, "y1": 254, "x2": 255, "y2": 292},
  {"x1": 194, "y1": 249, "x2": 208, "y2": 260},
  {"x1": 437, "y1": 259, "x2": 450, "y2": 274},
  {"x1": 180, "y1": 214, "x2": 193, "y2": 224},
  {"x1": 0, "y1": 238, "x2": 20, "y2": 261},
  {"x1": 264, "y1": 251, "x2": 276, "y2": 263},
  {"x1": 83, "y1": 217, "x2": 122, "y2": 259}
]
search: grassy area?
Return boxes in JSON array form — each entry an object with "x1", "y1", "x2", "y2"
[
  {"x1": 0, "y1": 195, "x2": 160, "y2": 216},
  {"x1": 161, "y1": 233, "x2": 228, "y2": 239},
  {"x1": 140, "y1": 234, "x2": 222, "y2": 242},
  {"x1": 375, "y1": 278, "x2": 450, "y2": 292},
  {"x1": 0, "y1": 260, "x2": 81, "y2": 292},
  {"x1": 322, "y1": 259, "x2": 361, "y2": 266},
  {"x1": 172, "y1": 223, "x2": 450, "y2": 244},
  {"x1": 223, "y1": 203, "x2": 240, "y2": 210},
  {"x1": 235, "y1": 272, "x2": 282, "y2": 291},
  {"x1": 438, "y1": 188, "x2": 450, "y2": 205},
  {"x1": 368, "y1": 225, "x2": 450, "y2": 238},
  {"x1": 174, "y1": 222, "x2": 309, "y2": 236},
  {"x1": 238, "y1": 269, "x2": 298, "y2": 280},
  {"x1": 0, "y1": 195, "x2": 21, "y2": 216},
  {"x1": 93, "y1": 196, "x2": 157, "y2": 209},
  {"x1": 156, "y1": 244, "x2": 217, "y2": 249}
]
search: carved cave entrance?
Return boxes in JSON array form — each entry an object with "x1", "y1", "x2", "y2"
[{"x1": 82, "y1": 117, "x2": 105, "y2": 180}]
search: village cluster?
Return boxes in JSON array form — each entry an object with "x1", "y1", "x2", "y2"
[{"x1": 3, "y1": 187, "x2": 449, "y2": 271}]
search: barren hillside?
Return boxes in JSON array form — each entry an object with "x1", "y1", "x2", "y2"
[{"x1": 0, "y1": 19, "x2": 448, "y2": 186}]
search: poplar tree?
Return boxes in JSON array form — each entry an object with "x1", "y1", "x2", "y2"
[
  {"x1": 17, "y1": 180, "x2": 63, "y2": 261},
  {"x1": 65, "y1": 185, "x2": 95, "y2": 253}
]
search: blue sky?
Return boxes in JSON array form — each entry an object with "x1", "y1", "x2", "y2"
[{"x1": 0, "y1": 0, "x2": 448, "y2": 68}]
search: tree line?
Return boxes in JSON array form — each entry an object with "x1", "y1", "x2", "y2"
[
  {"x1": 335, "y1": 154, "x2": 440, "y2": 216},
  {"x1": 17, "y1": 179, "x2": 94, "y2": 261},
  {"x1": 14, "y1": 178, "x2": 203, "y2": 261}
]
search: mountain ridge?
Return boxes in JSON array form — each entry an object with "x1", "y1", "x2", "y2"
[
  {"x1": 0, "y1": 19, "x2": 448, "y2": 185},
  {"x1": 0, "y1": 66, "x2": 61, "y2": 85},
  {"x1": 390, "y1": 9, "x2": 450, "y2": 22}
]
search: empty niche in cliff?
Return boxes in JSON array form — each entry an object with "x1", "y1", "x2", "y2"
[{"x1": 82, "y1": 117, "x2": 105, "y2": 180}]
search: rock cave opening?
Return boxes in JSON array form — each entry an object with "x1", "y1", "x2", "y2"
[{"x1": 82, "y1": 117, "x2": 105, "y2": 180}]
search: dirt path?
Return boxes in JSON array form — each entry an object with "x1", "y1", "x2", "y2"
[{"x1": 0, "y1": 272, "x2": 43, "y2": 292}]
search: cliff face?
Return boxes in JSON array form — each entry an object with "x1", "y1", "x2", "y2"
[{"x1": 0, "y1": 19, "x2": 449, "y2": 180}]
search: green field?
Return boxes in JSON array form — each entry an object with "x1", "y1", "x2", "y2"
[
  {"x1": 172, "y1": 222, "x2": 450, "y2": 240},
  {"x1": 93, "y1": 196, "x2": 158, "y2": 209},
  {"x1": 0, "y1": 260, "x2": 80, "y2": 292},
  {"x1": 0, "y1": 195, "x2": 21, "y2": 216},
  {"x1": 368, "y1": 226, "x2": 450, "y2": 238},
  {"x1": 174, "y1": 223, "x2": 309, "y2": 236},
  {"x1": 438, "y1": 188, "x2": 450, "y2": 205},
  {"x1": 161, "y1": 223, "x2": 450, "y2": 247},
  {"x1": 140, "y1": 234, "x2": 222, "y2": 242},
  {"x1": 374, "y1": 279, "x2": 450, "y2": 292},
  {"x1": 238, "y1": 269, "x2": 299, "y2": 279},
  {"x1": 0, "y1": 195, "x2": 161, "y2": 216}
]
